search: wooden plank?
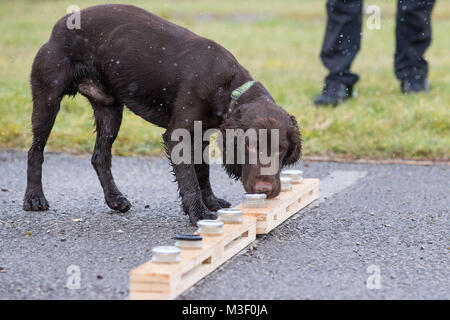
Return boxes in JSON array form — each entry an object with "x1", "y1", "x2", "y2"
[
  {"x1": 129, "y1": 178, "x2": 319, "y2": 300},
  {"x1": 129, "y1": 215, "x2": 257, "y2": 300},
  {"x1": 235, "y1": 178, "x2": 319, "y2": 234}
]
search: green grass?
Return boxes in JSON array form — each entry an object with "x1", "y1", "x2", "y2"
[{"x1": 0, "y1": 0, "x2": 449, "y2": 159}]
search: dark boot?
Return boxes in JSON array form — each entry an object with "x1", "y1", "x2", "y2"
[
  {"x1": 314, "y1": 81, "x2": 353, "y2": 107},
  {"x1": 401, "y1": 77, "x2": 430, "y2": 95}
]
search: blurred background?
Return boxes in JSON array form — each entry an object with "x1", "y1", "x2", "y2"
[{"x1": 0, "y1": 0, "x2": 448, "y2": 160}]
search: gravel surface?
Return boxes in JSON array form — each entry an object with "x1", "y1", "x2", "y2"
[{"x1": 0, "y1": 150, "x2": 448, "y2": 299}]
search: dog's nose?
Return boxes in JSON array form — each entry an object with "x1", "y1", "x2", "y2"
[{"x1": 254, "y1": 180, "x2": 273, "y2": 194}]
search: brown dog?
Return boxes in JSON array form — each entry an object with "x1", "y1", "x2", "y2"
[{"x1": 24, "y1": 4, "x2": 302, "y2": 225}]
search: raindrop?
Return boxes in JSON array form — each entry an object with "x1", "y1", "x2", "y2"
[{"x1": 128, "y1": 82, "x2": 138, "y2": 93}]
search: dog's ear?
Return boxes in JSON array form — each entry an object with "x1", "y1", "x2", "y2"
[{"x1": 283, "y1": 115, "x2": 302, "y2": 166}]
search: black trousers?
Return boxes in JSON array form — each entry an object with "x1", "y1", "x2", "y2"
[{"x1": 320, "y1": 0, "x2": 435, "y2": 87}]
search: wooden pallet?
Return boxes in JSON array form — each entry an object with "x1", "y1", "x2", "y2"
[
  {"x1": 130, "y1": 215, "x2": 257, "y2": 300},
  {"x1": 129, "y1": 178, "x2": 319, "y2": 300},
  {"x1": 235, "y1": 178, "x2": 319, "y2": 234}
]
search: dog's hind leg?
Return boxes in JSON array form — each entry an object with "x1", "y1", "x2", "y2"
[
  {"x1": 90, "y1": 101, "x2": 131, "y2": 212},
  {"x1": 24, "y1": 45, "x2": 71, "y2": 211}
]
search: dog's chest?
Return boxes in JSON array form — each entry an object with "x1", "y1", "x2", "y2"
[{"x1": 124, "y1": 96, "x2": 172, "y2": 128}]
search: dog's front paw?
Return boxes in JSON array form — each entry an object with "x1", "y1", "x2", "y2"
[
  {"x1": 217, "y1": 198, "x2": 231, "y2": 209},
  {"x1": 106, "y1": 195, "x2": 132, "y2": 213},
  {"x1": 23, "y1": 191, "x2": 49, "y2": 211},
  {"x1": 188, "y1": 204, "x2": 218, "y2": 226},
  {"x1": 203, "y1": 195, "x2": 231, "y2": 211}
]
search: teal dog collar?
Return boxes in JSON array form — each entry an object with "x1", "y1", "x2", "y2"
[{"x1": 228, "y1": 80, "x2": 255, "y2": 113}]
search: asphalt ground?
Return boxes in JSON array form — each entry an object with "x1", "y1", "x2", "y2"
[{"x1": 0, "y1": 151, "x2": 448, "y2": 299}]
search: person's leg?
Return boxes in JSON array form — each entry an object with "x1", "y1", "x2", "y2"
[
  {"x1": 395, "y1": 0, "x2": 435, "y2": 93},
  {"x1": 315, "y1": 0, "x2": 363, "y2": 106}
]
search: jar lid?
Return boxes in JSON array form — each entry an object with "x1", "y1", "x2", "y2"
[
  {"x1": 243, "y1": 193, "x2": 267, "y2": 200},
  {"x1": 197, "y1": 220, "x2": 224, "y2": 228},
  {"x1": 152, "y1": 246, "x2": 181, "y2": 255},
  {"x1": 218, "y1": 208, "x2": 242, "y2": 216},
  {"x1": 280, "y1": 176, "x2": 292, "y2": 183},
  {"x1": 281, "y1": 169, "x2": 303, "y2": 176},
  {"x1": 174, "y1": 233, "x2": 203, "y2": 241}
]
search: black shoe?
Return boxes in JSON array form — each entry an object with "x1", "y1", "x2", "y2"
[
  {"x1": 314, "y1": 82, "x2": 353, "y2": 107},
  {"x1": 401, "y1": 78, "x2": 429, "y2": 95}
]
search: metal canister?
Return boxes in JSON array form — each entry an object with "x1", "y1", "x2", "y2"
[
  {"x1": 281, "y1": 169, "x2": 303, "y2": 184},
  {"x1": 280, "y1": 176, "x2": 292, "y2": 191},
  {"x1": 218, "y1": 208, "x2": 243, "y2": 224},
  {"x1": 174, "y1": 233, "x2": 203, "y2": 249},
  {"x1": 197, "y1": 220, "x2": 224, "y2": 235},
  {"x1": 243, "y1": 193, "x2": 267, "y2": 208},
  {"x1": 151, "y1": 246, "x2": 181, "y2": 263}
]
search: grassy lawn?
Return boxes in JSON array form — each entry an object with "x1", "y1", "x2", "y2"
[{"x1": 0, "y1": 0, "x2": 448, "y2": 160}]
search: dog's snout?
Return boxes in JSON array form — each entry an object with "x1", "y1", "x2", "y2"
[{"x1": 254, "y1": 180, "x2": 273, "y2": 194}]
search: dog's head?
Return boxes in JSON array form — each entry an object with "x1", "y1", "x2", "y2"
[{"x1": 219, "y1": 98, "x2": 302, "y2": 198}]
